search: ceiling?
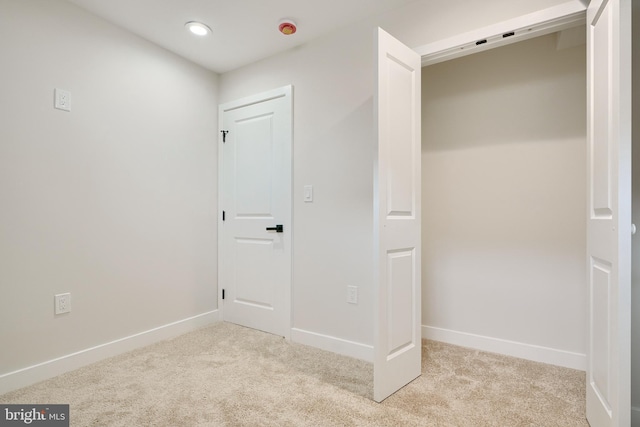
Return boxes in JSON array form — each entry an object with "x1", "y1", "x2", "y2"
[{"x1": 67, "y1": 0, "x2": 417, "y2": 74}]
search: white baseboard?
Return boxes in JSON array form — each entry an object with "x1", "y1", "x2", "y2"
[
  {"x1": 291, "y1": 328, "x2": 373, "y2": 362},
  {"x1": 632, "y1": 406, "x2": 640, "y2": 427},
  {"x1": 0, "y1": 310, "x2": 220, "y2": 395},
  {"x1": 422, "y1": 325, "x2": 586, "y2": 371}
]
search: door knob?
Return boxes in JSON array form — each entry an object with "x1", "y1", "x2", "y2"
[{"x1": 266, "y1": 224, "x2": 284, "y2": 233}]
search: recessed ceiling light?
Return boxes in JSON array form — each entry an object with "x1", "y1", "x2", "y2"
[{"x1": 185, "y1": 21, "x2": 212, "y2": 36}]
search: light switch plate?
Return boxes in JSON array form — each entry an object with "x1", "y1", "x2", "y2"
[
  {"x1": 304, "y1": 185, "x2": 313, "y2": 202},
  {"x1": 54, "y1": 88, "x2": 71, "y2": 112}
]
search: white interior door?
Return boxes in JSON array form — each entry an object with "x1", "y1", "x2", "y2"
[
  {"x1": 219, "y1": 85, "x2": 292, "y2": 338},
  {"x1": 373, "y1": 27, "x2": 422, "y2": 403},
  {"x1": 586, "y1": 0, "x2": 632, "y2": 425}
]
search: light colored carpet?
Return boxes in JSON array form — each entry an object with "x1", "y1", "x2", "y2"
[{"x1": 1, "y1": 322, "x2": 587, "y2": 426}]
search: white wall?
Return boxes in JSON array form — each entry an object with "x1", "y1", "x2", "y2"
[
  {"x1": 0, "y1": 0, "x2": 587, "y2": 393},
  {"x1": 631, "y1": 0, "x2": 640, "y2": 421},
  {"x1": 219, "y1": 0, "x2": 585, "y2": 358},
  {"x1": 221, "y1": 27, "x2": 377, "y2": 351},
  {"x1": 0, "y1": 0, "x2": 219, "y2": 392},
  {"x1": 421, "y1": 34, "x2": 586, "y2": 366}
]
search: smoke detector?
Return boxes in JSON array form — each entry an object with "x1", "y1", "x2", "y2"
[{"x1": 278, "y1": 20, "x2": 297, "y2": 35}]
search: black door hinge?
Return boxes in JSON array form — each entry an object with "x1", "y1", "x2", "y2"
[
  {"x1": 222, "y1": 210, "x2": 225, "y2": 221},
  {"x1": 222, "y1": 289, "x2": 225, "y2": 300},
  {"x1": 221, "y1": 130, "x2": 229, "y2": 143}
]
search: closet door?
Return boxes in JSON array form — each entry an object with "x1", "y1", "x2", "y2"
[
  {"x1": 585, "y1": 0, "x2": 632, "y2": 425},
  {"x1": 373, "y1": 27, "x2": 422, "y2": 403}
]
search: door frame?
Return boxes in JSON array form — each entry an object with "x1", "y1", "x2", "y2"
[{"x1": 217, "y1": 85, "x2": 294, "y2": 340}]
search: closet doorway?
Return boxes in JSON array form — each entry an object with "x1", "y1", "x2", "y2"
[
  {"x1": 416, "y1": 1, "x2": 631, "y2": 424},
  {"x1": 421, "y1": 31, "x2": 587, "y2": 366}
]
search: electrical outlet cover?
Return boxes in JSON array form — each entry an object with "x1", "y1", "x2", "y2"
[
  {"x1": 55, "y1": 293, "x2": 71, "y2": 314},
  {"x1": 347, "y1": 286, "x2": 358, "y2": 304},
  {"x1": 54, "y1": 88, "x2": 71, "y2": 112}
]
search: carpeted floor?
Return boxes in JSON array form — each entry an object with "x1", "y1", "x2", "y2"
[{"x1": 1, "y1": 322, "x2": 587, "y2": 426}]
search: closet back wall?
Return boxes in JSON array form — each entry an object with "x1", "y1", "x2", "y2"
[{"x1": 421, "y1": 33, "x2": 587, "y2": 364}]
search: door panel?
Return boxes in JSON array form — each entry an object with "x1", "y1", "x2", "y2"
[
  {"x1": 374, "y1": 27, "x2": 422, "y2": 403},
  {"x1": 592, "y1": 2, "x2": 613, "y2": 216},
  {"x1": 591, "y1": 259, "x2": 612, "y2": 405},
  {"x1": 586, "y1": 0, "x2": 632, "y2": 425},
  {"x1": 235, "y1": 114, "x2": 275, "y2": 216},
  {"x1": 386, "y1": 56, "x2": 416, "y2": 217},
  {"x1": 235, "y1": 238, "x2": 276, "y2": 308},
  {"x1": 387, "y1": 249, "x2": 416, "y2": 355},
  {"x1": 219, "y1": 86, "x2": 292, "y2": 338}
]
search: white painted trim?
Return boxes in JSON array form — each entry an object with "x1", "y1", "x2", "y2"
[
  {"x1": 219, "y1": 86, "x2": 291, "y2": 112},
  {"x1": 415, "y1": 0, "x2": 586, "y2": 66},
  {"x1": 291, "y1": 328, "x2": 373, "y2": 362},
  {"x1": 631, "y1": 406, "x2": 640, "y2": 426},
  {"x1": 422, "y1": 325, "x2": 586, "y2": 371},
  {"x1": 0, "y1": 310, "x2": 220, "y2": 395}
]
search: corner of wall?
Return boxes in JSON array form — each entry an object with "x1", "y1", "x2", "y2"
[
  {"x1": 0, "y1": 311, "x2": 220, "y2": 396},
  {"x1": 0, "y1": 0, "x2": 220, "y2": 392}
]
